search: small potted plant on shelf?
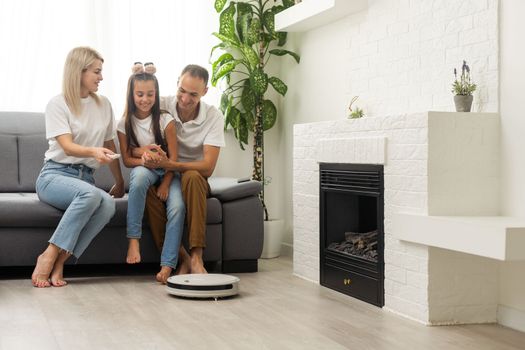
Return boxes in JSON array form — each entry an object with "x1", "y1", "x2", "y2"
[{"x1": 452, "y1": 60, "x2": 477, "y2": 112}]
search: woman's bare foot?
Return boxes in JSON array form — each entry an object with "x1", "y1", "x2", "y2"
[
  {"x1": 50, "y1": 251, "x2": 70, "y2": 287},
  {"x1": 126, "y1": 239, "x2": 141, "y2": 264},
  {"x1": 156, "y1": 266, "x2": 173, "y2": 284},
  {"x1": 31, "y1": 250, "x2": 57, "y2": 288}
]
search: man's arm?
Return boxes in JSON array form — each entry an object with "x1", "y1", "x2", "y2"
[{"x1": 147, "y1": 145, "x2": 220, "y2": 178}]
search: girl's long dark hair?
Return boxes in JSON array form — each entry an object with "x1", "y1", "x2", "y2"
[{"x1": 122, "y1": 73, "x2": 167, "y2": 154}]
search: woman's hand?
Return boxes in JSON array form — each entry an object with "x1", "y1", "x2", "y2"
[
  {"x1": 92, "y1": 147, "x2": 115, "y2": 164},
  {"x1": 109, "y1": 181, "x2": 125, "y2": 198}
]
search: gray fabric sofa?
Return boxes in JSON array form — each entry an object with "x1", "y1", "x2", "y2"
[{"x1": 0, "y1": 111, "x2": 263, "y2": 272}]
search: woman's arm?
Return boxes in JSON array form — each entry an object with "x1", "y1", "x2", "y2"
[{"x1": 55, "y1": 134, "x2": 114, "y2": 164}]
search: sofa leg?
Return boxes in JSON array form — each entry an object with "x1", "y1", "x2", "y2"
[{"x1": 221, "y1": 259, "x2": 258, "y2": 273}]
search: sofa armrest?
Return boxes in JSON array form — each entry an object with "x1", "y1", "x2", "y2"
[{"x1": 208, "y1": 177, "x2": 261, "y2": 202}]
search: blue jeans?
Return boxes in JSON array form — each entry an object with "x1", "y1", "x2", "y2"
[
  {"x1": 36, "y1": 160, "x2": 116, "y2": 259},
  {"x1": 127, "y1": 166, "x2": 185, "y2": 269}
]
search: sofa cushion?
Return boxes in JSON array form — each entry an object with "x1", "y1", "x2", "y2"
[
  {"x1": 0, "y1": 193, "x2": 222, "y2": 227},
  {"x1": 209, "y1": 177, "x2": 262, "y2": 202},
  {"x1": 0, "y1": 112, "x2": 46, "y2": 192}
]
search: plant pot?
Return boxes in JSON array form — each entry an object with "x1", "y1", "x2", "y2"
[
  {"x1": 454, "y1": 95, "x2": 473, "y2": 112},
  {"x1": 261, "y1": 219, "x2": 284, "y2": 259}
]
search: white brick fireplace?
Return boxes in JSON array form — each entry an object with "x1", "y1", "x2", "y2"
[{"x1": 293, "y1": 111, "x2": 525, "y2": 325}]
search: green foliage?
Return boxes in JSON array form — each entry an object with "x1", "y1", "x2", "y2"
[
  {"x1": 211, "y1": 0, "x2": 299, "y2": 218},
  {"x1": 211, "y1": 0, "x2": 299, "y2": 149},
  {"x1": 349, "y1": 107, "x2": 364, "y2": 119},
  {"x1": 452, "y1": 60, "x2": 477, "y2": 96}
]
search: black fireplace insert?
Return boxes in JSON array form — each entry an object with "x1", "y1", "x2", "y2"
[{"x1": 320, "y1": 163, "x2": 384, "y2": 307}]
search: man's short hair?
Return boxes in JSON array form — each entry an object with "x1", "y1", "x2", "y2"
[{"x1": 180, "y1": 64, "x2": 209, "y2": 86}]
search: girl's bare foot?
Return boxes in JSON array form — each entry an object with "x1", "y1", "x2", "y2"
[
  {"x1": 50, "y1": 251, "x2": 70, "y2": 287},
  {"x1": 156, "y1": 266, "x2": 173, "y2": 284},
  {"x1": 31, "y1": 253, "x2": 55, "y2": 288},
  {"x1": 126, "y1": 239, "x2": 141, "y2": 264}
]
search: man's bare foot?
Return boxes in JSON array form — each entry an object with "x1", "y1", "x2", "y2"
[
  {"x1": 31, "y1": 253, "x2": 55, "y2": 288},
  {"x1": 126, "y1": 239, "x2": 141, "y2": 264},
  {"x1": 156, "y1": 266, "x2": 173, "y2": 284},
  {"x1": 175, "y1": 254, "x2": 191, "y2": 275},
  {"x1": 190, "y1": 255, "x2": 207, "y2": 274},
  {"x1": 50, "y1": 251, "x2": 70, "y2": 287}
]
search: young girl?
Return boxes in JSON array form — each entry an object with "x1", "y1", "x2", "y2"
[
  {"x1": 117, "y1": 68, "x2": 185, "y2": 283},
  {"x1": 32, "y1": 46, "x2": 125, "y2": 288}
]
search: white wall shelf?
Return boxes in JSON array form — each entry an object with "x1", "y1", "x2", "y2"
[
  {"x1": 275, "y1": 0, "x2": 367, "y2": 32},
  {"x1": 392, "y1": 214, "x2": 525, "y2": 261}
]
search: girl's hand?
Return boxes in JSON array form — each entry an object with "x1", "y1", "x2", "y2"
[
  {"x1": 156, "y1": 183, "x2": 169, "y2": 202},
  {"x1": 109, "y1": 181, "x2": 125, "y2": 198},
  {"x1": 93, "y1": 147, "x2": 114, "y2": 164}
]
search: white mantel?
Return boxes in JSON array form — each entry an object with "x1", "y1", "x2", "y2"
[{"x1": 292, "y1": 111, "x2": 523, "y2": 325}]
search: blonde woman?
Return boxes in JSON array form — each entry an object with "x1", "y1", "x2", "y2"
[{"x1": 32, "y1": 47, "x2": 125, "y2": 288}]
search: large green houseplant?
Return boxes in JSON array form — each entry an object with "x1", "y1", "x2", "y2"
[{"x1": 210, "y1": 0, "x2": 300, "y2": 219}]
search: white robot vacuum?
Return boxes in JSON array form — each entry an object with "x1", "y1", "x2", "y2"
[{"x1": 166, "y1": 274, "x2": 240, "y2": 299}]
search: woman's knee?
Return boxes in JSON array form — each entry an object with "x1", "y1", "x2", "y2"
[{"x1": 99, "y1": 192, "x2": 116, "y2": 219}]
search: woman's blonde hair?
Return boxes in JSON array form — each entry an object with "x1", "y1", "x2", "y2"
[{"x1": 62, "y1": 46, "x2": 103, "y2": 116}]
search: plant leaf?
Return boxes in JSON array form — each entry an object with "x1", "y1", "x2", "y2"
[
  {"x1": 242, "y1": 111, "x2": 254, "y2": 131},
  {"x1": 242, "y1": 45, "x2": 259, "y2": 69},
  {"x1": 269, "y1": 48, "x2": 300, "y2": 63},
  {"x1": 276, "y1": 31, "x2": 287, "y2": 46},
  {"x1": 212, "y1": 32, "x2": 240, "y2": 48},
  {"x1": 241, "y1": 80, "x2": 256, "y2": 112},
  {"x1": 212, "y1": 60, "x2": 238, "y2": 87},
  {"x1": 236, "y1": 2, "x2": 252, "y2": 42},
  {"x1": 282, "y1": 0, "x2": 295, "y2": 9},
  {"x1": 238, "y1": 114, "x2": 249, "y2": 145},
  {"x1": 211, "y1": 52, "x2": 234, "y2": 78},
  {"x1": 219, "y1": 92, "x2": 230, "y2": 114},
  {"x1": 262, "y1": 8, "x2": 275, "y2": 34},
  {"x1": 268, "y1": 76, "x2": 287, "y2": 96},
  {"x1": 262, "y1": 99, "x2": 277, "y2": 131},
  {"x1": 219, "y1": 2, "x2": 237, "y2": 40},
  {"x1": 246, "y1": 18, "x2": 261, "y2": 46},
  {"x1": 215, "y1": 0, "x2": 228, "y2": 13},
  {"x1": 250, "y1": 68, "x2": 268, "y2": 95}
]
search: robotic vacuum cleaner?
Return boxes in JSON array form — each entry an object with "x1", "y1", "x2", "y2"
[{"x1": 166, "y1": 274, "x2": 240, "y2": 298}]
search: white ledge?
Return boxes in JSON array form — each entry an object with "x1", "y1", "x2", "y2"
[
  {"x1": 275, "y1": 0, "x2": 367, "y2": 32},
  {"x1": 391, "y1": 214, "x2": 525, "y2": 261}
]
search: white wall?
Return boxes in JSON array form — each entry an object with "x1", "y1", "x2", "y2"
[
  {"x1": 499, "y1": 0, "x2": 525, "y2": 327},
  {"x1": 279, "y1": 0, "x2": 499, "y2": 250}
]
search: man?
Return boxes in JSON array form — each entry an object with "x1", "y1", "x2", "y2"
[{"x1": 144, "y1": 64, "x2": 225, "y2": 276}]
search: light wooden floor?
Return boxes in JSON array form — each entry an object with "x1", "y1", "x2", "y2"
[{"x1": 1, "y1": 256, "x2": 525, "y2": 350}]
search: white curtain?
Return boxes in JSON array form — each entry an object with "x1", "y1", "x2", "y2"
[{"x1": 0, "y1": 0, "x2": 220, "y2": 118}]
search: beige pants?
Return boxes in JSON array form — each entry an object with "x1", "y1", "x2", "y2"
[{"x1": 145, "y1": 170, "x2": 209, "y2": 251}]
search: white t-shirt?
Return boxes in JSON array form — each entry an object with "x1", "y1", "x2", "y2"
[
  {"x1": 116, "y1": 113, "x2": 174, "y2": 147},
  {"x1": 160, "y1": 96, "x2": 225, "y2": 162},
  {"x1": 44, "y1": 94, "x2": 115, "y2": 169}
]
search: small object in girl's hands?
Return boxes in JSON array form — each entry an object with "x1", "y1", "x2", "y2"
[{"x1": 107, "y1": 153, "x2": 121, "y2": 159}]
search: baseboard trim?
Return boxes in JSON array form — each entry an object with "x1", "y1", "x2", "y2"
[{"x1": 498, "y1": 305, "x2": 525, "y2": 333}]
